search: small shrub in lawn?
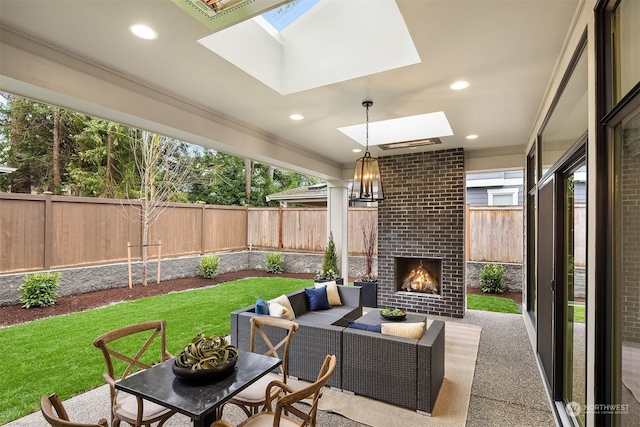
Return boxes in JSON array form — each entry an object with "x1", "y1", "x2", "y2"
[
  {"x1": 266, "y1": 253, "x2": 284, "y2": 274},
  {"x1": 199, "y1": 255, "x2": 220, "y2": 279},
  {"x1": 479, "y1": 263, "x2": 506, "y2": 293},
  {"x1": 19, "y1": 272, "x2": 62, "y2": 308}
]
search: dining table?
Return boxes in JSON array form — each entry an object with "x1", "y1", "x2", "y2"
[{"x1": 115, "y1": 351, "x2": 281, "y2": 427}]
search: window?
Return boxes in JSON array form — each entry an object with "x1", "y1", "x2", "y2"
[{"x1": 487, "y1": 188, "x2": 519, "y2": 205}]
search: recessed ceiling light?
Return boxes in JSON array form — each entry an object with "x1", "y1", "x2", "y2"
[
  {"x1": 129, "y1": 24, "x2": 158, "y2": 40},
  {"x1": 289, "y1": 114, "x2": 304, "y2": 120},
  {"x1": 352, "y1": 149, "x2": 362, "y2": 153},
  {"x1": 449, "y1": 81, "x2": 470, "y2": 90},
  {"x1": 466, "y1": 134, "x2": 479, "y2": 140}
]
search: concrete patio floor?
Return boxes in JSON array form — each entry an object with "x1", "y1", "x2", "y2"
[{"x1": 6, "y1": 309, "x2": 554, "y2": 427}]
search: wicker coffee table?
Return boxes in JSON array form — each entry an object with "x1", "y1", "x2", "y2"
[{"x1": 355, "y1": 308, "x2": 427, "y2": 326}]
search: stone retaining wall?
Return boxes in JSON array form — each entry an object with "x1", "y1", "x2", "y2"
[
  {"x1": 0, "y1": 251, "x2": 369, "y2": 306},
  {"x1": 466, "y1": 262, "x2": 523, "y2": 292}
]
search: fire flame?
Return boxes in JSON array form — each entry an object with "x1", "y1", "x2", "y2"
[{"x1": 401, "y1": 261, "x2": 439, "y2": 294}]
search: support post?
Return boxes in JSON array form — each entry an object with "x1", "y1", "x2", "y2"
[{"x1": 327, "y1": 181, "x2": 350, "y2": 281}]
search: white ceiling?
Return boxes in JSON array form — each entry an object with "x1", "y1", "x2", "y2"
[{"x1": 0, "y1": 0, "x2": 580, "y2": 180}]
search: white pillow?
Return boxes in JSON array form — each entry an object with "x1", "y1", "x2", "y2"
[
  {"x1": 268, "y1": 302, "x2": 291, "y2": 319},
  {"x1": 269, "y1": 294, "x2": 295, "y2": 319},
  {"x1": 315, "y1": 281, "x2": 342, "y2": 306},
  {"x1": 381, "y1": 322, "x2": 425, "y2": 340}
]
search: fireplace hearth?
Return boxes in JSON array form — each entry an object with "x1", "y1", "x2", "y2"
[{"x1": 396, "y1": 257, "x2": 441, "y2": 295}]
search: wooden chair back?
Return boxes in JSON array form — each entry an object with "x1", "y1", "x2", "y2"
[
  {"x1": 41, "y1": 394, "x2": 108, "y2": 427},
  {"x1": 267, "y1": 354, "x2": 337, "y2": 427},
  {"x1": 93, "y1": 320, "x2": 171, "y2": 382},
  {"x1": 249, "y1": 316, "x2": 299, "y2": 382}
]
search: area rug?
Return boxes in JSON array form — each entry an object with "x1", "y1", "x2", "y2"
[
  {"x1": 622, "y1": 343, "x2": 640, "y2": 403},
  {"x1": 291, "y1": 320, "x2": 482, "y2": 427}
]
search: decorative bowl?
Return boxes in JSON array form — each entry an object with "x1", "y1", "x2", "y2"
[
  {"x1": 172, "y1": 356, "x2": 237, "y2": 384},
  {"x1": 380, "y1": 308, "x2": 406, "y2": 321}
]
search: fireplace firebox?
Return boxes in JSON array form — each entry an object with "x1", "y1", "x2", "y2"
[{"x1": 395, "y1": 257, "x2": 442, "y2": 295}]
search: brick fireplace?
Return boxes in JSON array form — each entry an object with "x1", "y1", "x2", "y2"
[{"x1": 377, "y1": 148, "x2": 465, "y2": 317}]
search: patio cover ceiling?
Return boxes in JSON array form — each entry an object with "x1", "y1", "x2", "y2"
[{"x1": 0, "y1": 0, "x2": 580, "y2": 181}]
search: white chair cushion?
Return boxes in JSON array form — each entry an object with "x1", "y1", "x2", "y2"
[
  {"x1": 116, "y1": 395, "x2": 172, "y2": 421},
  {"x1": 241, "y1": 412, "x2": 302, "y2": 427},
  {"x1": 233, "y1": 372, "x2": 280, "y2": 403}
]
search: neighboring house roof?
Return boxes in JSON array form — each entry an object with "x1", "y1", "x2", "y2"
[
  {"x1": 0, "y1": 166, "x2": 16, "y2": 174},
  {"x1": 266, "y1": 183, "x2": 328, "y2": 207}
]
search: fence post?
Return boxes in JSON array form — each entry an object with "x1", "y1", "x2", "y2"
[
  {"x1": 278, "y1": 206, "x2": 284, "y2": 249},
  {"x1": 465, "y1": 204, "x2": 470, "y2": 262},
  {"x1": 43, "y1": 191, "x2": 53, "y2": 270},
  {"x1": 200, "y1": 202, "x2": 206, "y2": 255}
]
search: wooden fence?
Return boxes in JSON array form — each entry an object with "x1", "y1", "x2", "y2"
[
  {"x1": 0, "y1": 193, "x2": 247, "y2": 273},
  {"x1": 0, "y1": 193, "x2": 376, "y2": 274},
  {"x1": 4, "y1": 191, "x2": 570, "y2": 274},
  {"x1": 247, "y1": 207, "x2": 377, "y2": 254},
  {"x1": 466, "y1": 204, "x2": 586, "y2": 266},
  {"x1": 466, "y1": 206, "x2": 523, "y2": 263}
]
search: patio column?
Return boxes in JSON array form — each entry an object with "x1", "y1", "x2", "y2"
[{"x1": 327, "y1": 181, "x2": 349, "y2": 281}]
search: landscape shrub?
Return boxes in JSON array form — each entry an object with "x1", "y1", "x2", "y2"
[
  {"x1": 19, "y1": 272, "x2": 62, "y2": 308},
  {"x1": 199, "y1": 255, "x2": 220, "y2": 279},
  {"x1": 322, "y1": 232, "x2": 340, "y2": 276},
  {"x1": 266, "y1": 253, "x2": 284, "y2": 274},
  {"x1": 479, "y1": 263, "x2": 506, "y2": 293}
]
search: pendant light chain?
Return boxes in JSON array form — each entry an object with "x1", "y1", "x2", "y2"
[{"x1": 365, "y1": 103, "x2": 370, "y2": 153}]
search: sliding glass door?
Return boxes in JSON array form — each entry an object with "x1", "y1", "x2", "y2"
[{"x1": 562, "y1": 161, "x2": 587, "y2": 426}]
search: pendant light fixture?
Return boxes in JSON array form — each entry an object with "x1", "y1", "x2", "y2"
[{"x1": 350, "y1": 101, "x2": 384, "y2": 202}]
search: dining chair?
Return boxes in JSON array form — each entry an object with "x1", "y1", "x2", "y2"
[
  {"x1": 225, "y1": 316, "x2": 299, "y2": 417},
  {"x1": 211, "y1": 354, "x2": 336, "y2": 427},
  {"x1": 93, "y1": 320, "x2": 176, "y2": 427},
  {"x1": 41, "y1": 393, "x2": 108, "y2": 427}
]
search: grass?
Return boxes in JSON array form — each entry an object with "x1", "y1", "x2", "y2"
[
  {"x1": 467, "y1": 293, "x2": 521, "y2": 314},
  {"x1": 0, "y1": 277, "x2": 309, "y2": 425}
]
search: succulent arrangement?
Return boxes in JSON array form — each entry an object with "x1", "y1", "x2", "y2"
[
  {"x1": 381, "y1": 308, "x2": 405, "y2": 317},
  {"x1": 175, "y1": 334, "x2": 239, "y2": 370}
]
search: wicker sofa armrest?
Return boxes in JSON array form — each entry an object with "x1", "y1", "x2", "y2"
[
  {"x1": 230, "y1": 305, "x2": 253, "y2": 346},
  {"x1": 337, "y1": 285, "x2": 362, "y2": 308},
  {"x1": 342, "y1": 328, "x2": 419, "y2": 409},
  {"x1": 417, "y1": 320, "x2": 445, "y2": 414}
]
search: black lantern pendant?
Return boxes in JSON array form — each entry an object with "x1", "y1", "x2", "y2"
[{"x1": 351, "y1": 101, "x2": 384, "y2": 202}]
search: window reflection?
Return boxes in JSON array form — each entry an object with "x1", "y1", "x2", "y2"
[{"x1": 616, "y1": 107, "x2": 640, "y2": 426}]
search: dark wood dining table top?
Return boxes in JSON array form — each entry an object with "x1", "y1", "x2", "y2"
[{"x1": 115, "y1": 350, "x2": 281, "y2": 425}]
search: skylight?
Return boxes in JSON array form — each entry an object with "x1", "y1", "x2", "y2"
[
  {"x1": 198, "y1": 0, "x2": 420, "y2": 95},
  {"x1": 262, "y1": 0, "x2": 320, "y2": 32}
]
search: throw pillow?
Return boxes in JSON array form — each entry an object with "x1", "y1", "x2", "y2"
[
  {"x1": 315, "y1": 281, "x2": 342, "y2": 306},
  {"x1": 348, "y1": 321, "x2": 382, "y2": 333},
  {"x1": 305, "y1": 286, "x2": 331, "y2": 311},
  {"x1": 269, "y1": 294, "x2": 295, "y2": 319},
  {"x1": 255, "y1": 298, "x2": 269, "y2": 315},
  {"x1": 268, "y1": 302, "x2": 291, "y2": 319},
  {"x1": 381, "y1": 322, "x2": 425, "y2": 340}
]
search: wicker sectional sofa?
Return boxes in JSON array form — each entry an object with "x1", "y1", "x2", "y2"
[
  {"x1": 229, "y1": 284, "x2": 445, "y2": 414},
  {"x1": 230, "y1": 285, "x2": 363, "y2": 388}
]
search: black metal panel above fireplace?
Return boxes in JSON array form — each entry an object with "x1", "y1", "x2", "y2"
[{"x1": 395, "y1": 257, "x2": 442, "y2": 295}]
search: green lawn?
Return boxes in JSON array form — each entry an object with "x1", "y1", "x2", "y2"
[
  {"x1": 0, "y1": 277, "x2": 309, "y2": 425},
  {"x1": 467, "y1": 293, "x2": 521, "y2": 314}
]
